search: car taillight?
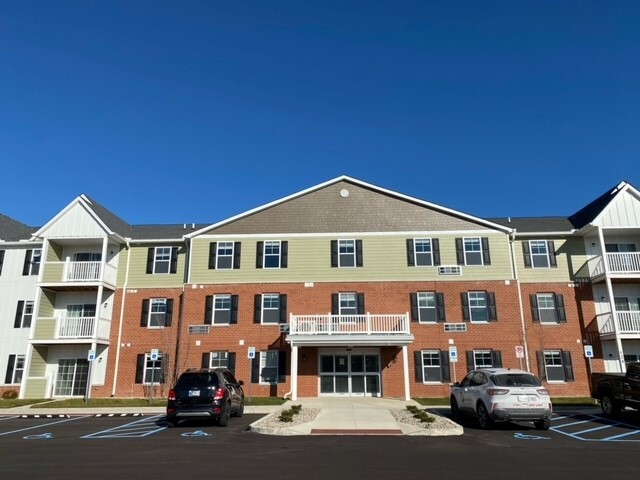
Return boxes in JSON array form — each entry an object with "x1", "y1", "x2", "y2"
[
  {"x1": 213, "y1": 387, "x2": 226, "y2": 400},
  {"x1": 487, "y1": 388, "x2": 509, "y2": 396},
  {"x1": 537, "y1": 388, "x2": 549, "y2": 396},
  {"x1": 168, "y1": 389, "x2": 176, "y2": 401}
]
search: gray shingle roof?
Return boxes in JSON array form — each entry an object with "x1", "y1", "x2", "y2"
[
  {"x1": 487, "y1": 217, "x2": 575, "y2": 233},
  {"x1": 0, "y1": 213, "x2": 37, "y2": 241}
]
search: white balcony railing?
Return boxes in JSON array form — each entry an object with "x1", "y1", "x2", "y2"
[
  {"x1": 596, "y1": 311, "x2": 640, "y2": 336},
  {"x1": 289, "y1": 313, "x2": 410, "y2": 336},
  {"x1": 44, "y1": 261, "x2": 117, "y2": 285},
  {"x1": 57, "y1": 315, "x2": 111, "y2": 340},
  {"x1": 606, "y1": 252, "x2": 640, "y2": 274}
]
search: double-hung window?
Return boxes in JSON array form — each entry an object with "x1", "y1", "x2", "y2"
[
  {"x1": 254, "y1": 294, "x2": 287, "y2": 324},
  {"x1": 14, "y1": 301, "x2": 34, "y2": 328},
  {"x1": 456, "y1": 238, "x2": 490, "y2": 266},
  {"x1": 331, "y1": 293, "x2": 365, "y2": 322},
  {"x1": 141, "y1": 299, "x2": 173, "y2": 328},
  {"x1": 415, "y1": 350, "x2": 450, "y2": 383},
  {"x1": 217, "y1": 242, "x2": 234, "y2": 269},
  {"x1": 407, "y1": 238, "x2": 440, "y2": 267},
  {"x1": 4, "y1": 354, "x2": 25, "y2": 384},
  {"x1": 410, "y1": 292, "x2": 446, "y2": 323},
  {"x1": 250, "y1": 350, "x2": 286, "y2": 384},
  {"x1": 202, "y1": 351, "x2": 237, "y2": 373},
  {"x1": 531, "y1": 293, "x2": 566, "y2": 324},
  {"x1": 331, "y1": 239, "x2": 363, "y2": 268},
  {"x1": 22, "y1": 249, "x2": 41, "y2": 276},
  {"x1": 523, "y1": 240, "x2": 557, "y2": 268},
  {"x1": 538, "y1": 350, "x2": 574, "y2": 382},
  {"x1": 135, "y1": 352, "x2": 167, "y2": 385},
  {"x1": 256, "y1": 241, "x2": 288, "y2": 269},
  {"x1": 467, "y1": 349, "x2": 502, "y2": 370},
  {"x1": 462, "y1": 291, "x2": 497, "y2": 323},
  {"x1": 205, "y1": 294, "x2": 238, "y2": 325},
  {"x1": 208, "y1": 241, "x2": 241, "y2": 270},
  {"x1": 146, "y1": 247, "x2": 178, "y2": 274}
]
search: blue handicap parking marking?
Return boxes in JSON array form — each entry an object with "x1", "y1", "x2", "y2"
[
  {"x1": 81, "y1": 414, "x2": 165, "y2": 439},
  {"x1": 23, "y1": 432, "x2": 53, "y2": 440},
  {"x1": 513, "y1": 432, "x2": 550, "y2": 440},
  {"x1": 181, "y1": 430, "x2": 212, "y2": 437}
]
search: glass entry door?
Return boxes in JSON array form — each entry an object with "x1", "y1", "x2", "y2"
[
  {"x1": 54, "y1": 359, "x2": 89, "y2": 396},
  {"x1": 319, "y1": 352, "x2": 380, "y2": 396}
]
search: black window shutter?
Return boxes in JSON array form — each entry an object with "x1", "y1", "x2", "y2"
[
  {"x1": 530, "y1": 294, "x2": 540, "y2": 322},
  {"x1": 146, "y1": 248, "x2": 154, "y2": 274},
  {"x1": 331, "y1": 293, "x2": 339, "y2": 315},
  {"x1": 204, "y1": 296, "x2": 213, "y2": 325},
  {"x1": 208, "y1": 242, "x2": 217, "y2": 269},
  {"x1": 461, "y1": 293, "x2": 470, "y2": 321},
  {"x1": 254, "y1": 294, "x2": 262, "y2": 323},
  {"x1": 233, "y1": 242, "x2": 241, "y2": 269},
  {"x1": 436, "y1": 292, "x2": 446, "y2": 322},
  {"x1": 555, "y1": 294, "x2": 566, "y2": 323},
  {"x1": 536, "y1": 351, "x2": 546, "y2": 381},
  {"x1": 487, "y1": 292, "x2": 497, "y2": 321},
  {"x1": 256, "y1": 241, "x2": 264, "y2": 268},
  {"x1": 522, "y1": 242, "x2": 532, "y2": 268},
  {"x1": 170, "y1": 247, "x2": 178, "y2": 274},
  {"x1": 406, "y1": 239, "x2": 415, "y2": 266},
  {"x1": 562, "y1": 351, "x2": 574, "y2": 381},
  {"x1": 230, "y1": 295, "x2": 239, "y2": 324},
  {"x1": 0, "y1": 250, "x2": 5, "y2": 275},
  {"x1": 331, "y1": 240, "x2": 338, "y2": 267},
  {"x1": 5, "y1": 354, "x2": 16, "y2": 383},
  {"x1": 135, "y1": 354, "x2": 145, "y2": 384},
  {"x1": 14, "y1": 301, "x2": 24, "y2": 328},
  {"x1": 279, "y1": 294, "x2": 288, "y2": 324},
  {"x1": 432, "y1": 238, "x2": 441, "y2": 266},
  {"x1": 22, "y1": 250, "x2": 32, "y2": 276},
  {"x1": 165, "y1": 299, "x2": 174, "y2": 327},
  {"x1": 410, "y1": 293, "x2": 418, "y2": 322},
  {"x1": 251, "y1": 357, "x2": 259, "y2": 383},
  {"x1": 492, "y1": 350, "x2": 503, "y2": 367},
  {"x1": 548, "y1": 241, "x2": 557, "y2": 268},
  {"x1": 466, "y1": 351, "x2": 474, "y2": 371},
  {"x1": 356, "y1": 293, "x2": 365, "y2": 315},
  {"x1": 481, "y1": 237, "x2": 491, "y2": 265},
  {"x1": 140, "y1": 300, "x2": 149, "y2": 327},
  {"x1": 355, "y1": 240, "x2": 363, "y2": 267},
  {"x1": 455, "y1": 238, "x2": 464, "y2": 265},
  {"x1": 228, "y1": 352, "x2": 236, "y2": 375},
  {"x1": 202, "y1": 352, "x2": 211, "y2": 369},
  {"x1": 281, "y1": 241, "x2": 288, "y2": 268},
  {"x1": 440, "y1": 350, "x2": 451, "y2": 382},
  {"x1": 414, "y1": 351, "x2": 423, "y2": 382},
  {"x1": 277, "y1": 351, "x2": 287, "y2": 383},
  {"x1": 160, "y1": 353, "x2": 169, "y2": 383}
]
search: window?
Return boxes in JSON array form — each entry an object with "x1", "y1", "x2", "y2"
[
  {"x1": 467, "y1": 349, "x2": 502, "y2": 370},
  {"x1": 331, "y1": 292, "x2": 365, "y2": 318},
  {"x1": 411, "y1": 292, "x2": 445, "y2": 323},
  {"x1": 331, "y1": 239, "x2": 363, "y2": 268},
  {"x1": 456, "y1": 237, "x2": 490, "y2": 266},
  {"x1": 605, "y1": 243, "x2": 637, "y2": 253},
  {"x1": 4, "y1": 354, "x2": 25, "y2": 384},
  {"x1": 256, "y1": 241, "x2": 288, "y2": 269},
  {"x1": 146, "y1": 247, "x2": 178, "y2": 274},
  {"x1": 462, "y1": 292, "x2": 497, "y2": 322},
  {"x1": 407, "y1": 238, "x2": 440, "y2": 267},
  {"x1": 252, "y1": 350, "x2": 286, "y2": 384},
  {"x1": 538, "y1": 350, "x2": 574, "y2": 382},
  {"x1": 531, "y1": 294, "x2": 566, "y2": 324},
  {"x1": 205, "y1": 294, "x2": 238, "y2": 325},
  {"x1": 141, "y1": 299, "x2": 173, "y2": 328},
  {"x1": 22, "y1": 249, "x2": 41, "y2": 276},
  {"x1": 201, "y1": 351, "x2": 237, "y2": 373},
  {"x1": 614, "y1": 297, "x2": 640, "y2": 311},
  {"x1": 415, "y1": 350, "x2": 450, "y2": 383},
  {"x1": 14, "y1": 301, "x2": 34, "y2": 328},
  {"x1": 523, "y1": 240, "x2": 557, "y2": 268},
  {"x1": 254, "y1": 294, "x2": 287, "y2": 324},
  {"x1": 135, "y1": 353, "x2": 167, "y2": 385},
  {"x1": 0, "y1": 250, "x2": 5, "y2": 275},
  {"x1": 208, "y1": 241, "x2": 241, "y2": 270}
]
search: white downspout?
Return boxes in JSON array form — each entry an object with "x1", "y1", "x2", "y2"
[
  {"x1": 509, "y1": 232, "x2": 531, "y2": 372},
  {"x1": 111, "y1": 240, "x2": 131, "y2": 396}
]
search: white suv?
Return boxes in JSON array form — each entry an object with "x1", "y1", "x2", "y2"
[{"x1": 450, "y1": 368, "x2": 552, "y2": 430}]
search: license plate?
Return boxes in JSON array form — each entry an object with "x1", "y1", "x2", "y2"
[
  {"x1": 188, "y1": 390, "x2": 200, "y2": 397},
  {"x1": 518, "y1": 395, "x2": 535, "y2": 402}
]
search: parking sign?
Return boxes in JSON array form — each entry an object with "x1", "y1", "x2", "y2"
[
  {"x1": 515, "y1": 345, "x2": 525, "y2": 358},
  {"x1": 449, "y1": 346, "x2": 458, "y2": 363},
  {"x1": 584, "y1": 345, "x2": 594, "y2": 358}
]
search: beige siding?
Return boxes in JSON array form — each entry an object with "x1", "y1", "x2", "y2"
[
  {"x1": 48, "y1": 242, "x2": 63, "y2": 261},
  {"x1": 116, "y1": 247, "x2": 130, "y2": 286},
  {"x1": 125, "y1": 244, "x2": 187, "y2": 288},
  {"x1": 38, "y1": 291, "x2": 56, "y2": 318},
  {"x1": 28, "y1": 347, "x2": 48, "y2": 376},
  {"x1": 24, "y1": 378, "x2": 48, "y2": 398},
  {"x1": 33, "y1": 319, "x2": 56, "y2": 340},
  {"x1": 515, "y1": 237, "x2": 587, "y2": 283},
  {"x1": 42, "y1": 262, "x2": 64, "y2": 283}
]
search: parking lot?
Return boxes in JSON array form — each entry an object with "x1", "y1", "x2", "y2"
[{"x1": 0, "y1": 408, "x2": 638, "y2": 480}]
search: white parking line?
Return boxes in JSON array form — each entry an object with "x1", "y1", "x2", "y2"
[
  {"x1": 81, "y1": 414, "x2": 165, "y2": 439},
  {"x1": 572, "y1": 424, "x2": 615, "y2": 435},
  {"x1": 0, "y1": 416, "x2": 91, "y2": 436},
  {"x1": 601, "y1": 430, "x2": 640, "y2": 441}
]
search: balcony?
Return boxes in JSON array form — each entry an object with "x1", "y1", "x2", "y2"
[
  {"x1": 595, "y1": 311, "x2": 640, "y2": 338},
  {"x1": 575, "y1": 253, "x2": 640, "y2": 283},
  {"x1": 31, "y1": 315, "x2": 111, "y2": 343},
  {"x1": 287, "y1": 313, "x2": 413, "y2": 347},
  {"x1": 41, "y1": 261, "x2": 117, "y2": 289}
]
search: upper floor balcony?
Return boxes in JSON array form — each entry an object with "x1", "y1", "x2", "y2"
[
  {"x1": 594, "y1": 310, "x2": 640, "y2": 339},
  {"x1": 40, "y1": 260, "x2": 117, "y2": 290},
  {"x1": 30, "y1": 314, "x2": 111, "y2": 343},
  {"x1": 287, "y1": 313, "x2": 413, "y2": 347},
  {"x1": 575, "y1": 252, "x2": 640, "y2": 284}
]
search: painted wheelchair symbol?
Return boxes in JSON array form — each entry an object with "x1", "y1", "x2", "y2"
[
  {"x1": 23, "y1": 433, "x2": 53, "y2": 440},
  {"x1": 181, "y1": 430, "x2": 212, "y2": 437},
  {"x1": 513, "y1": 432, "x2": 550, "y2": 440}
]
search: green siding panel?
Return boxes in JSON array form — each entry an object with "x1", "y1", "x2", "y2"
[
  {"x1": 33, "y1": 319, "x2": 57, "y2": 340},
  {"x1": 28, "y1": 348, "x2": 48, "y2": 377},
  {"x1": 125, "y1": 245, "x2": 187, "y2": 288},
  {"x1": 24, "y1": 378, "x2": 48, "y2": 399}
]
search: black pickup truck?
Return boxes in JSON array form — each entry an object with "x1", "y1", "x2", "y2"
[{"x1": 591, "y1": 362, "x2": 640, "y2": 416}]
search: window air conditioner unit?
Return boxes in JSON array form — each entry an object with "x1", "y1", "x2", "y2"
[
  {"x1": 438, "y1": 265, "x2": 462, "y2": 276},
  {"x1": 279, "y1": 324, "x2": 290, "y2": 333}
]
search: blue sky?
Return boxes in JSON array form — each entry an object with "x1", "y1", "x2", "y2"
[{"x1": 1, "y1": 1, "x2": 639, "y2": 227}]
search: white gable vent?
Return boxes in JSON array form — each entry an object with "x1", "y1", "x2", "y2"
[{"x1": 438, "y1": 265, "x2": 462, "y2": 276}]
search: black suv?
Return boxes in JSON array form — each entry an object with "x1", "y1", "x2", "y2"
[{"x1": 166, "y1": 368, "x2": 245, "y2": 427}]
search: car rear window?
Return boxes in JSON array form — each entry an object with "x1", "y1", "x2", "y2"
[
  {"x1": 491, "y1": 373, "x2": 541, "y2": 387},
  {"x1": 176, "y1": 373, "x2": 219, "y2": 389}
]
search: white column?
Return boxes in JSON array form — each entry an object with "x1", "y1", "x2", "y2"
[
  {"x1": 291, "y1": 345, "x2": 299, "y2": 401},
  {"x1": 402, "y1": 345, "x2": 410, "y2": 401}
]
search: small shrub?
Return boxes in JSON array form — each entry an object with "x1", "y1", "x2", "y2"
[
  {"x1": 278, "y1": 404, "x2": 303, "y2": 423},
  {"x1": 2, "y1": 390, "x2": 18, "y2": 400},
  {"x1": 406, "y1": 404, "x2": 435, "y2": 423}
]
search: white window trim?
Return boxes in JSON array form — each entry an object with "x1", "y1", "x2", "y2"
[
  {"x1": 153, "y1": 246, "x2": 172, "y2": 274},
  {"x1": 261, "y1": 293, "x2": 281, "y2": 325},
  {"x1": 216, "y1": 241, "x2": 235, "y2": 270},
  {"x1": 143, "y1": 353, "x2": 163, "y2": 385},
  {"x1": 463, "y1": 237, "x2": 484, "y2": 266},
  {"x1": 417, "y1": 292, "x2": 437, "y2": 324},
  {"x1": 259, "y1": 351, "x2": 279, "y2": 385},
  {"x1": 529, "y1": 240, "x2": 551, "y2": 269},
  {"x1": 421, "y1": 350, "x2": 442, "y2": 384},
  {"x1": 473, "y1": 349, "x2": 493, "y2": 369},
  {"x1": 263, "y1": 240, "x2": 282, "y2": 269},
  {"x1": 7, "y1": 354, "x2": 25, "y2": 384},
  {"x1": 213, "y1": 294, "x2": 232, "y2": 326},
  {"x1": 543, "y1": 350, "x2": 566, "y2": 383},
  {"x1": 536, "y1": 293, "x2": 558, "y2": 324},
  {"x1": 19, "y1": 301, "x2": 34, "y2": 328},
  {"x1": 147, "y1": 298, "x2": 167, "y2": 329},
  {"x1": 413, "y1": 238, "x2": 434, "y2": 267},
  {"x1": 208, "y1": 351, "x2": 229, "y2": 369},
  {"x1": 338, "y1": 239, "x2": 357, "y2": 268},
  {"x1": 468, "y1": 291, "x2": 489, "y2": 324}
]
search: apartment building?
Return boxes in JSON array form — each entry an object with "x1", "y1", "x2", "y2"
[{"x1": 1, "y1": 177, "x2": 638, "y2": 400}]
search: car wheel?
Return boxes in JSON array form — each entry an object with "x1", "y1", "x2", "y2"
[
  {"x1": 534, "y1": 418, "x2": 551, "y2": 430},
  {"x1": 234, "y1": 398, "x2": 244, "y2": 418},
  {"x1": 217, "y1": 403, "x2": 231, "y2": 427},
  {"x1": 476, "y1": 402, "x2": 493, "y2": 430},
  {"x1": 450, "y1": 396, "x2": 460, "y2": 419},
  {"x1": 600, "y1": 394, "x2": 620, "y2": 417}
]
